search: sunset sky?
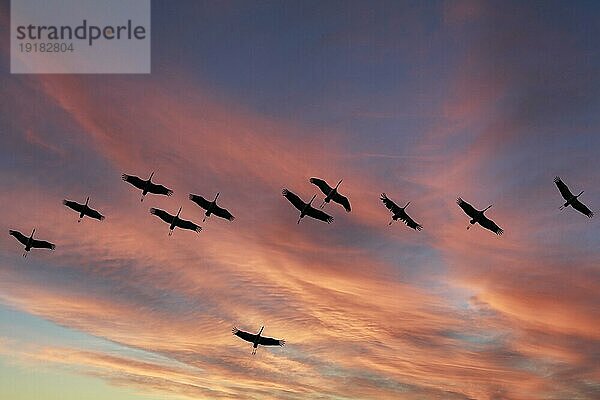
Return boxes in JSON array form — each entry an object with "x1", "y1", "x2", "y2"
[{"x1": 1, "y1": 1, "x2": 599, "y2": 399}]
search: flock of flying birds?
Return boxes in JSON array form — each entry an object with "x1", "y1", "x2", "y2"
[{"x1": 7, "y1": 171, "x2": 595, "y2": 354}]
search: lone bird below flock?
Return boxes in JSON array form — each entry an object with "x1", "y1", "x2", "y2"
[
  {"x1": 554, "y1": 176, "x2": 594, "y2": 218},
  {"x1": 457, "y1": 197, "x2": 503, "y2": 235},
  {"x1": 189, "y1": 192, "x2": 235, "y2": 222},
  {"x1": 149, "y1": 207, "x2": 202, "y2": 236},
  {"x1": 122, "y1": 172, "x2": 173, "y2": 202},
  {"x1": 63, "y1": 197, "x2": 105, "y2": 222},
  {"x1": 309, "y1": 177, "x2": 351, "y2": 212},
  {"x1": 232, "y1": 326, "x2": 285, "y2": 355},
  {"x1": 282, "y1": 188, "x2": 333, "y2": 224},
  {"x1": 9, "y1": 229, "x2": 55, "y2": 257},
  {"x1": 380, "y1": 193, "x2": 422, "y2": 230}
]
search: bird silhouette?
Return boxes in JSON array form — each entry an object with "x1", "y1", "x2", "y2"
[
  {"x1": 122, "y1": 171, "x2": 173, "y2": 202},
  {"x1": 457, "y1": 197, "x2": 503, "y2": 235},
  {"x1": 149, "y1": 207, "x2": 202, "y2": 236},
  {"x1": 232, "y1": 326, "x2": 285, "y2": 355},
  {"x1": 189, "y1": 192, "x2": 235, "y2": 222},
  {"x1": 554, "y1": 177, "x2": 593, "y2": 218},
  {"x1": 9, "y1": 229, "x2": 55, "y2": 257},
  {"x1": 282, "y1": 188, "x2": 333, "y2": 224},
  {"x1": 309, "y1": 177, "x2": 351, "y2": 212},
  {"x1": 380, "y1": 193, "x2": 422, "y2": 230},
  {"x1": 63, "y1": 197, "x2": 105, "y2": 222}
]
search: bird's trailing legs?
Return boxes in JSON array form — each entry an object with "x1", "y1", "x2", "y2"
[{"x1": 252, "y1": 348, "x2": 257, "y2": 355}]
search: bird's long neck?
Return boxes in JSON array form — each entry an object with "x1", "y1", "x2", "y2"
[
  {"x1": 577, "y1": 191, "x2": 584, "y2": 197},
  {"x1": 176, "y1": 207, "x2": 182, "y2": 218},
  {"x1": 308, "y1": 195, "x2": 316, "y2": 206},
  {"x1": 148, "y1": 171, "x2": 155, "y2": 182},
  {"x1": 85, "y1": 197, "x2": 90, "y2": 206},
  {"x1": 214, "y1": 192, "x2": 220, "y2": 203},
  {"x1": 258, "y1": 326, "x2": 264, "y2": 336},
  {"x1": 403, "y1": 201, "x2": 410, "y2": 209},
  {"x1": 482, "y1": 205, "x2": 492, "y2": 213},
  {"x1": 29, "y1": 229, "x2": 35, "y2": 239},
  {"x1": 335, "y1": 179, "x2": 343, "y2": 190}
]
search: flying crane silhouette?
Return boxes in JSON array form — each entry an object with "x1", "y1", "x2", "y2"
[
  {"x1": 63, "y1": 197, "x2": 105, "y2": 222},
  {"x1": 122, "y1": 171, "x2": 173, "y2": 202},
  {"x1": 282, "y1": 188, "x2": 333, "y2": 224},
  {"x1": 309, "y1": 177, "x2": 351, "y2": 212},
  {"x1": 380, "y1": 193, "x2": 422, "y2": 230},
  {"x1": 9, "y1": 229, "x2": 55, "y2": 257},
  {"x1": 554, "y1": 176, "x2": 594, "y2": 218},
  {"x1": 189, "y1": 192, "x2": 235, "y2": 222},
  {"x1": 149, "y1": 207, "x2": 202, "y2": 236},
  {"x1": 457, "y1": 197, "x2": 503, "y2": 235},
  {"x1": 232, "y1": 326, "x2": 285, "y2": 355}
]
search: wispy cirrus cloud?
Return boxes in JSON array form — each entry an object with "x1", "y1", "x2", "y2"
[{"x1": 0, "y1": 1, "x2": 599, "y2": 399}]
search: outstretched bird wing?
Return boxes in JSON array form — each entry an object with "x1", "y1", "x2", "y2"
[
  {"x1": 213, "y1": 204, "x2": 235, "y2": 221},
  {"x1": 9, "y1": 230, "x2": 29, "y2": 246},
  {"x1": 457, "y1": 198, "x2": 479, "y2": 219},
  {"x1": 85, "y1": 207, "x2": 105, "y2": 221},
  {"x1": 189, "y1": 194, "x2": 212, "y2": 210},
  {"x1": 63, "y1": 200, "x2": 84, "y2": 213},
  {"x1": 147, "y1": 181, "x2": 173, "y2": 196},
  {"x1": 258, "y1": 336, "x2": 285, "y2": 347},
  {"x1": 380, "y1": 193, "x2": 401, "y2": 214},
  {"x1": 31, "y1": 238, "x2": 56, "y2": 250},
  {"x1": 554, "y1": 176, "x2": 574, "y2": 200},
  {"x1": 398, "y1": 209, "x2": 423, "y2": 231},
  {"x1": 571, "y1": 198, "x2": 594, "y2": 218},
  {"x1": 122, "y1": 174, "x2": 146, "y2": 190},
  {"x1": 309, "y1": 177, "x2": 333, "y2": 195},
  {"x1": 282, "y1": 189, "x2": 306, "y2": 211},
  {"x1": 478, "y1": 215, "x2": 504, "y2": 235},
  {"x1": 232, "y1": 327, "x2": 257, "y2": 343},
  {"x1": 332, "y1": 192, "x2": 351, "y2": 212},
  {"x1": 149, "y1": 208, "x2": 175, "y2": 224},
  {"x1": 305, "y1": 206, "x2": 334, "y2": 223},
  {"x1": 175, "y1": 217, "x2": 202, "y2": 233}
]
